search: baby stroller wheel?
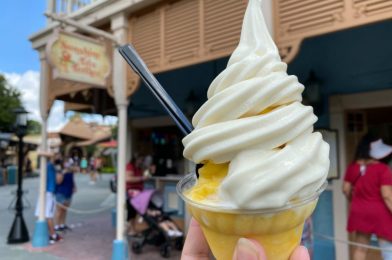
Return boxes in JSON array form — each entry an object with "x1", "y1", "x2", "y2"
[
  {"x1": 160, "y1": 244, "x2": 171, "y2": 258},
  {"x1": 131, "y1": 241, "x2": 142, "y2": 254},
  {"x1": 175, "y1": 237, "x2": 183, "y2": 250}
]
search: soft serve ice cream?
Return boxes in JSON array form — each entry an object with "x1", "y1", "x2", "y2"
[
  {"x1": 182, "y1": 0, "x2": 329, "y2": 210},
  {"x1": 179, "y1": 1, "x2": 330, "y2": 258}
]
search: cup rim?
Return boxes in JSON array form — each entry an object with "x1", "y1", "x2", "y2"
[{"x1": 177, "y1": 173, "x2": 327, "y2": 214}]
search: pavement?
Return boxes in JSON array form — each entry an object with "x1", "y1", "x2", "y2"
[{"x1": 0, "y1": 173, "x2": 182, "y2": 260}]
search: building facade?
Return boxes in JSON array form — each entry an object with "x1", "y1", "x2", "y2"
[{"x1": 30, "y1": 0, "x2": 392, "y2": 259}]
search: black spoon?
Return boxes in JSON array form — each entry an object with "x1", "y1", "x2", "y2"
[{"x1": 118, "y1": 44, "x2": 201, "y2": 177}]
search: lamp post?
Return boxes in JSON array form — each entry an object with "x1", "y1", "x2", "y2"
[
  {"x1": 7, "y1": 107, "x2": 29, "y2": 244},
  {"x1": 304, "y1": 70, "x2": 323, "y2": 115}
]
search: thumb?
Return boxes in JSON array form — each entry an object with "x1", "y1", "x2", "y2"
[
  {"x1": 232, "y1": 238, "x2": 267, "y2": 260},
  {"x1": 290, "y1": 246, "x2": 310, "y2": 260}
]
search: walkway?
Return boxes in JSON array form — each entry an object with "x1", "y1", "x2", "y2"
[{"x1": 0, "y1": 173, "x2": 182, "y2": 259}]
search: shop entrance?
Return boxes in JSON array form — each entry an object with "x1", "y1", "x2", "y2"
[
  {"x1": 134, "y1": 125, "x2": 183, "y2": 176},
  {"x1": 328, "y1": 89, "x2": 392, "y2": 260}
]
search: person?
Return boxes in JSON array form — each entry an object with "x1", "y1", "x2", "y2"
[
  {"x1": 126, "y1": 155, "x2": 148, "y2": 235},
  {"x1": 343, "y1": 135, "x2": 392, "y2": 260},
  {"x1": 89, "y1": 156, "x2": 96, "y2": 184},
  {"x1": 80, "y1": 157, "x2": 88, "y2": 174},
  {"x1": 54, "y1": 153, "x2": 63, "y2": 171},
  {"x1": 35, "y1": 151, "x2": 62, "y2": 244},
  {"x1": 25, "y1": 157, "x2": 33, "y2": 177},
  {"x1": 142, "y1": 154, "x2": 156, "y2": 177},
  {"x1": 73, "y1": 154, "x2": 80, "y2": 168},
  {"x1": 181, "y1": 218, "x2": 310, "y2": 260},
  {"x1": 91, "y1": 156, "x2": 103, "y2": 183},
  {"x1": 54, "y1": 160, "x2": 76, "y2": 232},
  {"x1": 146, "y1": 208, "x2": 183, "y2": 237}
]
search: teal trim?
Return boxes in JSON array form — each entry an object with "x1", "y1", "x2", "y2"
[
  {"x1": 0, "y1": 168, "x2": 3, "y2": 185},
  {"x1": 32, "y1": 220, "x2": 49, "y2": 248},
  {"x1": 126, "y1": 20, "x2": 392, "y2": 128},
  {"x1": 163, "y1": 183, "x2": 184, "y2": 217},
  {"x1": 112, "y1": 239, "x2": 129, "y2": 260},
  {"x1": 313, "y1": 190, "x2": 335, "y2": 260},
  {"x1": 7, "y1": 166, "x2": 17, "y2": 185},
  {"x1": 127, "y1": 57, "x2": 229, "y2": 119},
  {"x1": 287, "y1": 20, "x2": 392, "y2": 128}
]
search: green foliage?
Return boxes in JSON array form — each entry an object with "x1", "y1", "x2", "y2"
[
  {"x1": 27, "y1": 120, "x2": 42, "y2": 135},
  {"x1": 100, "y1": 167, "x2": 116, "y2": 173},
  {"x1": 111, "y1": 125, "x2": 118, "y2": 139},
  {"x1": 86, "y1": 145, "x2": 96, "y2": 157},
  {"x1": 68, "y1": 112, "x2": 82, "y2": 121},
  {"x1": 0, "y1": 75, "x2": 22, "y2": 131}
]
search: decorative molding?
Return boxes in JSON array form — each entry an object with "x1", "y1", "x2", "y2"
[
  {"x1": 352, "y1": 0, "x2": 392, "y2": 18},
  {"x1": 274, "y1": 0, "x2": 392, "y2": 62},
  {"x1": 127, "y1": 73, "x2": 140, "y2": 97},
  {"x1": 278, "y1": 40, "x2": 302, "y2": 64},
  {"x1": 64, "y1": 102, "x2": 94, "y2": 112}
]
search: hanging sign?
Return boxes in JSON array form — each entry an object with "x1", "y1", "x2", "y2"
[{"x1": 46, "y1": 30, "x2": 111, "y2": 87}]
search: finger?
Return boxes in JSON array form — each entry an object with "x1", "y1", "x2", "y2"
[
  {"x1": 232, "y1": 238, "x2": 267, "y2": 260},
  {"x1": 290, "y1": 246, "x2": 310, "y2": 260},
  {"x1": 181, "y1": 218, "x2": 210, "y2": 260}
]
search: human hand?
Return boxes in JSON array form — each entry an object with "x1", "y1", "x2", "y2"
[{"x1": 181, "y1": 218, "x2": 310, "y2": 260}]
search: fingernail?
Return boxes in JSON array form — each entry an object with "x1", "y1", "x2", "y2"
[
  {"x1": 293, "y1": 246, "x2": 310, "y2": 260},
  {"x1": 233, "y1": 238, "x2": 261, "y2": 260}
]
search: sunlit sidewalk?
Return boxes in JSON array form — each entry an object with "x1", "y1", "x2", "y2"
[
  {"x1": 22, "y1": 215, "x2": 181, "y2": 259},
  {"x1": 0, "y1": 173, "x2": 181, "y2": 259}
]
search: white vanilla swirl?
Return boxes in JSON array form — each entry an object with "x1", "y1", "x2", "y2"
[{"x1": 182, "y1": 0, "x2": 329, "y2": 209}]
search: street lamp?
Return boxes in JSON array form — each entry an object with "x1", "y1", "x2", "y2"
[
  {"x1": 303, "y1": 70, "x2": 323, "y2": 115},
  {"x1": 7, "y1": 107, "x2": 29, "y2": 244}
]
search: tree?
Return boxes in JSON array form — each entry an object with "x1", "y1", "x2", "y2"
[
  {"x1": 0, "y1": 74, "x2": 22, "y2": 132},
  {"x1": 111, "y1": 125, "x2": 118, "y2": 140},
  {"x1": 27, "y1": 120, "x2": 42, "y2": 135}
]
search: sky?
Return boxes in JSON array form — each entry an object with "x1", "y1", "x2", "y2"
[{"x1": 0, "y1": 1, "x2": 117, "y2": 131}]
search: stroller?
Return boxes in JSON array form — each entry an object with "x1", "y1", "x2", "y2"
[{"x1": 128, "y1": 189, "x2": 184, "y2": 258}]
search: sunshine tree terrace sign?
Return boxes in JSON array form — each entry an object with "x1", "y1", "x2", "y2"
[{"x1": 47, "y1": 30, "x2": 111, "y2": 87}]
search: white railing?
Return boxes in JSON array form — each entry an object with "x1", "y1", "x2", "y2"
[{"x1": 47, "y1": 0, "x2": 101, "y2": 16}]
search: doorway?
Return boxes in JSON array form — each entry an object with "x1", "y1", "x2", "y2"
[
  {"x1": 344, "y1": 106, "x2": 392, "y2": 260},
  {"x1": 329, "y1": 89, "x2": 392, "y2": 260}
]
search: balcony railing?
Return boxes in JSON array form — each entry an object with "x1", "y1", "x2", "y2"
[{"x1": 47, "y1": 0, "x2": 102, "y2": 16}]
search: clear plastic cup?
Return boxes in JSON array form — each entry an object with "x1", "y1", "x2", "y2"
[{"x1": 177, "y1": 173, "x2": 327, "y2": 260}]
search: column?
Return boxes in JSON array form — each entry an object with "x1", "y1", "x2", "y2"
[
  {"x1": 111, "y1": 12, "x2": 129, "y2": 260},
  {"x1": 46, "y1": 0, "x2": 56, "y2": 24},
  {"x1": 330, "y1": 96, "x2": 349, "y2": 260},
  {"x1": 126, "y1": 121, "x2": 132, "y2": 164},
  {"x1": 32, "y1": 50, "x2": 50, "y2": 247},
  {"x1": 67, "y1": 0, "x2": 73, "y2": 14}
]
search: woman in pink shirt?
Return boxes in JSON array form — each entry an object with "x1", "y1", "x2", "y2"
[{"x1": 343, "y1": 135, "x2": 392, "y2": 260}]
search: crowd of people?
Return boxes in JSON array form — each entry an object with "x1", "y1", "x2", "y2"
[{"x1": 34, "y1": 150, "x2": 181, "y2": 245}]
